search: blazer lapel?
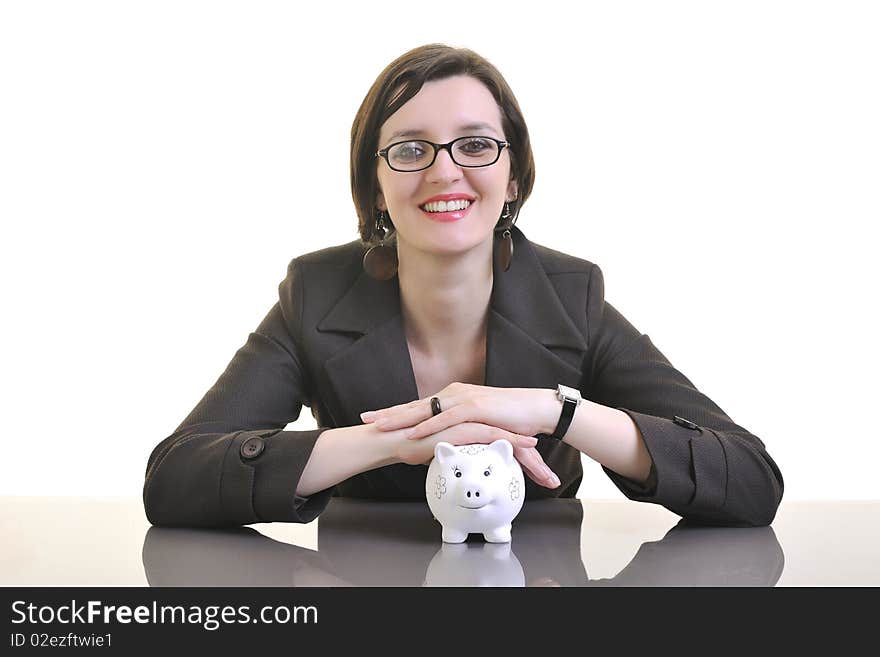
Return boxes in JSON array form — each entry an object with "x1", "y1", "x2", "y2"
[
  {"x1": 318, "y1": 272, "x2": 417, "y2": 427},
  {"x1": 317, "y1": 227, "x2": 587, "y2": 427},
  {"x1": 485, "y1": 227, "x2": 586, "y2": 391}
]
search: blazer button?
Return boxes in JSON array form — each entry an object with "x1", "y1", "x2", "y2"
[
  {"x1": 673, "y1": 415, "x2": 701, "y2": 432},
  {"x1": 240, "y1": 435, "x2": 266, "y2": 460}
]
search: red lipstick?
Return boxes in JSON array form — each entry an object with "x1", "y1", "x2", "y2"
[
  {"x1": 418, "y1": 193, "x2": 476, "y2": 205},
  {"x1": 418, "y1": 193, "x2": 475, "y2": 223}
]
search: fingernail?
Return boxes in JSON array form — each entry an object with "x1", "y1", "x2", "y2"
[
  {"x1": 549, "y1": 474, "x2": 560, "y2": 487},
  {"x1": 526, "y1": 437, "x2": 538, "y2": 446},
  {"x1": 360, "y1": 411, "x2": 376, "y2": 422}
]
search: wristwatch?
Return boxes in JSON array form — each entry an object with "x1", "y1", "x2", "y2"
[{"x1": 547, "y1": 384, "x2": 582, "y2": 441}]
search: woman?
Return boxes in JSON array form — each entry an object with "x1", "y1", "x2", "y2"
[{"x1": 143, "y1": 44, "x2": 784, "y2": 529}]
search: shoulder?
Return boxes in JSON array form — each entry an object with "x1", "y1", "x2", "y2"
[
  {"x1": 519, "y1": 229, "x2": 605, "y2": 300},
  {"x1": 526, "y1": 236, "x2": 598, "y2": 276},
  {"x1": 281, "y1": 238, "x2": 365, "y2": 287},
  {"x1": 276, "y1": 238, "x2": 366, "y2": 324},
  {"x1": 293, "y1": 239, "x2": 365, "y2": 267}
]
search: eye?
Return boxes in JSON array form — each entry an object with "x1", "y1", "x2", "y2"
[
  {"x1": 390, "y1": 141, "x2": 428, "y2": 163},
  {"x1": 484, "y1": 470, "x2": 491, "y2": 477},
  {"x1": 459, "y1": 137, "x2": 492, "y2": 154},
  {"x1": 455, "y1": 471, "x2": 462, "y2": 478}
]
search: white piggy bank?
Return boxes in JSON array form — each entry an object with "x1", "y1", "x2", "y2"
[{"x1": 425, "y1": 440, "x2": 525, "y2": 543}]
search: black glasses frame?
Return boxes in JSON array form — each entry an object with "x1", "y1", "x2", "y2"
[{"x1": 375, "y1": 136, "x2": 511, "y2": 172}]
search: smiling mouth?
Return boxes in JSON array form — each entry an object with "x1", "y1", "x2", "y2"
[
  {"x1": 419, "y1": 199, "x2": 472, "y2": 213},
  {"x1": 457, "y1": 503, "x2": 488, "y2": 510},
  {"x1": 418, "y1": 199, "x2": 474, "y2": 222}
]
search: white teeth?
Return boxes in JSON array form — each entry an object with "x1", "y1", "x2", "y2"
[{"x1": 420, "y1": 199, "x2": 471, "y2": 213}]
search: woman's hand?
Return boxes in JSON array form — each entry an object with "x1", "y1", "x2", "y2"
[
  {"x1": 363, "y1": 383, "x2": 561, "y2": 488},
  {"x1": 395, "y1": 422, "x2": 559, "y2": 489},
  {"x1": 362, "y1": 382, "x2": 558, "y2": 439},
  {"x1": 395, "y1": 421, "x2": 536, "y2": 466}
]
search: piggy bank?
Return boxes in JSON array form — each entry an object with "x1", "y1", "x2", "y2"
[{"x1": 425, "y1": 440, "x2": 525, "y2": 543}]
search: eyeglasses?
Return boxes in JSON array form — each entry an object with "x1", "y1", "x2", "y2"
[{"x1": 375, "y1": 136, "x2": 511, "y2": 172}]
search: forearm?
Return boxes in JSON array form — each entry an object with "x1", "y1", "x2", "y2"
[
  {"x1": 536, "y1": 389, "x2": 653, "y2": 485},
  {"x1": 295, "y1": 424, "x2": 402, "y2": 497}
]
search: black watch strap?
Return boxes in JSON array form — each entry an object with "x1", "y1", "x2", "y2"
[
  {"x1": 547, "y1": 384, "x2": 581, "y2": 440},
  {"x1": 550, "y1": 396, "x2": 577, "y2": 440}
]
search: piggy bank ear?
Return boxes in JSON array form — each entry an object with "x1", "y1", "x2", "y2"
[
  {"x1": 434, "y1": 442, "x2": 457, "y2": 465},
  {"x1": 487, "y1": 439, "x2": 515, "y2": 465}
]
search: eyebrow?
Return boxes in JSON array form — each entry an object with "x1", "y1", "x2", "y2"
[{"x1": 385, "y1": 122, "x2": 500, "y2": 142}]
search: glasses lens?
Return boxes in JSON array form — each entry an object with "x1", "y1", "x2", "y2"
[
  {"x1": 452, "y1": 137, "x2": 500, "y2": 167},
  {"x1": 387, "y1": 141, "x2": 434, "y2": 171}
]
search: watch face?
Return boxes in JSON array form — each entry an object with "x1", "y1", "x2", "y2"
[{"x1": 558, "y1": 384, "x2": 581, "y2": 403}]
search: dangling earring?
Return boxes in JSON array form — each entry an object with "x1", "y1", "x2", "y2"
[
  {"x1": 495, "y1": 201, "x2": 515, "y2": 272},
  {"x1": 363, "y1": 210, "x2": 398, "y2": 280}
]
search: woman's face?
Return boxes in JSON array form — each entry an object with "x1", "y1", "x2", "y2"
[{"x1": 375, "y1": 75, "x2": 517, "y2": 257}]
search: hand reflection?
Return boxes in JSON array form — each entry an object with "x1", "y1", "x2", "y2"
[
  {"x1": 585, "y1": 523, "x2": 785, "y2": 587},
  {"x1": 142, "y1": 499, "x2": 784, "y2": 587}
]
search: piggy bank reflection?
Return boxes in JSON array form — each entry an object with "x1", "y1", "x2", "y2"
[
  {"x1": 424, "y1": 542, "x2": 525, "y2": 586},
  {"x1": 425, "y1": 440, "x2": 525, "y2": 543}
]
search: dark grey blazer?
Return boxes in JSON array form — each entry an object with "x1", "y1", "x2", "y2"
[{"x1": 143, "y1": 226, "x2": 784, "y2": 528}]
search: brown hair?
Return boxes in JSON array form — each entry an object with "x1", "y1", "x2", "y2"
[{"x1": 350, "y1": 44, "x2": 536, "y2": 244}]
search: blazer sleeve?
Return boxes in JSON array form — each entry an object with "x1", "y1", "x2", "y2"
[
  {"x1": 143, "y1": 258, "x2": 334, "y2": 527},
  {"x1": 584, "y1": 264, "x2": 784, "y2": 527}
]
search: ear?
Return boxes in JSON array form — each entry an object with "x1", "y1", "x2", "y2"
[
  {"x1": 434, "y1": 442, "x2": 457, "y2": 465},
  {"x1": 506, "y1": 179, "x2": 518, "y2": 203},
  {"x1": 487, "y1": 439, "x2": 514, "y2": 466},
  {"x1": 375, "y1": 190, "x2": 386, "y2": 212}
]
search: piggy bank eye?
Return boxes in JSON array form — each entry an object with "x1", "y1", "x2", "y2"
[
  {"x1": 455, "y1": 471, "x2": 462, "y2": 478},
  {"x1": 484, "y1": 470, "x2": 491, "y2": 477}
]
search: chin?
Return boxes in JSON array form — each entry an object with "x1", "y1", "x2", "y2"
[
  {"x1": 399, "y1": 219, "x2": 493, "y2": 257},
  {"x1": 422, "y1": 231, "x2": 493, "y2": 257}
]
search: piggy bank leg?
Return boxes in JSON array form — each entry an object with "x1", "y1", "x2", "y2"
[
  {"x1": 441, "y1": 526, "x2": 469, "y2": 543},
  {"x1": 483, "y1": 524, "x2": 512, "y2": 543}
]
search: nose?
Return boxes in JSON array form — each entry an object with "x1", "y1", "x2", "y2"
[
  {"x1": 465, "y1": 489, "x2": 481, "y2": 499},
  {"x1": 425, "y1": 147, "x2": 462, "y2": 184}
]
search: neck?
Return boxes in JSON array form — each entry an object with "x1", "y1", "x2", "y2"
[{"x1": 397, "y1": 236, "x2": 494, "y2": 359}]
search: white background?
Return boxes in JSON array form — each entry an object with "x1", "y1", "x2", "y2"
[{"x1": 1, "y1": 1, "x2": 877, "y2": 501}]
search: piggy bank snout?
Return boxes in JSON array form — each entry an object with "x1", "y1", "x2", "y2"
[
  {"x1": 459, "y1": 484, "x2": 487, "y2": 502},
  {"x1": 451, "y1": 473, "x2": 504, "y2": 507}
]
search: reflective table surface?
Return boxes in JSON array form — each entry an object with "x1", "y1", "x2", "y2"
[{"x1": 2, "y1": 497, "x2": 878, "y2": 586}]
